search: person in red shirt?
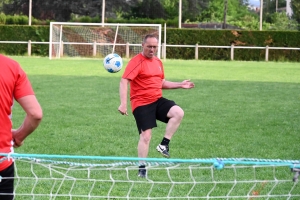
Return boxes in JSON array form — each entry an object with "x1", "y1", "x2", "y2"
[
  {"x1": 118, "y1": 34, "x2": 194, "y2": 178},
  {"x1": 0, "y1": 54, "x2": 43, "y2": 200}
]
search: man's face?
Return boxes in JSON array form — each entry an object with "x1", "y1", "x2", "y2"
[{"x1": 142, "y1": 37, "x2": 158, "y2": 59}]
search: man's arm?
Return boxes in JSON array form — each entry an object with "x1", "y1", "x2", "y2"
[
  {"x1": 12, "y1": 95, "x2": 43, "y2": 147},
  {"x1": 118, "y1": 78, "x2": 130, "y2": 115},
  {"x1": 162, "y1": 79, "x2": 195, "y2": 89}
]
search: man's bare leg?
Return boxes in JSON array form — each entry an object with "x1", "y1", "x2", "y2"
[
  {"x1": 138, "y1": 129, "x2": 152, "y2": 177},
  {"x1": 157, "y1": 106, "x2": 184, "y2": 157}
]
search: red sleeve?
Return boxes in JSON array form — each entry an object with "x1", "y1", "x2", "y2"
[{"x1": 14, "y1": 65, "x2": 34, "y2": 99}]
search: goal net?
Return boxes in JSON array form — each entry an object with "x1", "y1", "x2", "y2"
[
  {"x1": 1, "y1": 153, "x2": 300, "y2": 199},
  {"x1": 49, "y1": 22, "x2": 162, "y2": 59}
]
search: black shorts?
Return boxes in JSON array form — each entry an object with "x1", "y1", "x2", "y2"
[
  {"x1": 133, "y1": 97, "x2": 176, "y2": 134},
  {"x1": 0, "y1": 163, "x2": 14, "y2": 200}
]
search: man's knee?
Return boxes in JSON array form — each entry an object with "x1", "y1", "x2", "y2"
[
  {"x1": 140, "y1": 129, "x2": 152, "y2": 143},
  {"x1": 168, "y1": 106, "x2": 184, "y2": 119}
]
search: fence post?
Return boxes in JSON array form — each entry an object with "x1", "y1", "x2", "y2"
[
  {"x1": 163, "y1": 43, "x2": 167, "y2": 60},
  {"x1": 265, "y1": 45, "x2": 269, "y2": 61},
  {"x1": 161, "y1": 43, "x2": 165, "y2": 59},
  {"x1": 230, "y1": 44, "x2": 234, "y2": 60},
  {"x1": 195, "y1": 44, "x2": 198, "y2": 60},
  {"x1": 60, "y1": 41, "x2": 64, "y2": 57},
  {"x1": 93, "y1": 41, "x2": 97, "y2": 57},
  {"x1": 126, "y1": 42, "x2": 129, "y2": 59},
  {"x1": 28, "y1": 40, "x2": 31, "y2": 56}
]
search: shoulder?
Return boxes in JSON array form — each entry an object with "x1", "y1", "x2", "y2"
[
  {"x1": 152, "y1": 57, "x2": 163, "y2": 66},
  {"x1": 128, "y1": 53, "x2": 146, "y2": 66},
  {"x1": 130, "y1": 53, "x2": 143, "y2": 61},
  {"x1": 153, "y1": 56, "x2": 162, "y2": 62},
  {"x1": 0, "y1": 54, "x2": 24, "y2": 76},
  {"x1": 0, "y1": 54, "x2": 20, "y2": 67}
]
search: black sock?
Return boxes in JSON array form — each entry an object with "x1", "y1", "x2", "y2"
[
  {"x1": 161, "y1": 137, "x2": 170, "y2": 146},
  {"x1": 139, "y1": 165, "x2": 145, "y2": 169}
]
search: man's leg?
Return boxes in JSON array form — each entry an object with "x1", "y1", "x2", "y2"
[
  {"x1": 165, "y1": 105, "x2": 184, "y2": 139},
  {"x1": 138, "y1": 129, "x2": 152, "y2": 177},
  {"x1": 157, "y1": 105, "x2": 184, "y2": 158},
  {"x1": 0, "y1": 163, "x2": 14, "y2": 200},
  {"x1": 138, "y1": 129, "x2": 152, "y2": 159}
]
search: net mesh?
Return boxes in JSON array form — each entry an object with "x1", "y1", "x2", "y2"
[
  {"x1": 0, "y1": 154, "x2": 299, "y2": 199},
  {"x1": 50, "y1": 23, "x2": 161, "y2": 59}
]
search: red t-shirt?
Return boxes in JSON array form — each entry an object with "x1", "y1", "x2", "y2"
[
  {"x1": 122, "y1": 53, "x2": 164, "y2": 111},
  {"x1": 0, "y1": 54, "x2": 34, "y2": 171}
]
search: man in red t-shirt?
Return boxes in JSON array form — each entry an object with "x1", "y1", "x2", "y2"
[
  {"x1": 118, "y1": 34, "x2": 195, "y2": 178},
  {"x1": 0, "y1": 55, "x2": 43, "y2": 199}
]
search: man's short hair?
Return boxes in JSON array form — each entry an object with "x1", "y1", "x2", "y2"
[{"x1": 143, "y1": 34, "x2": 158, "y2": 43}]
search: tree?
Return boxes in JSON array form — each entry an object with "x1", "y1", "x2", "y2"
[
  {"x1": 264, "y1": 0, "x2": 286, "y2": 13},
  {"x1": 2, "y1": 0, "x2": 133, "y2": 21},
  {"x1": 269, "y1": 12, "x2": 298, "y2": 30},
  {"x1": 137, "y1": 0, "x2": 166, "y2": 19},
  {"x1": 199, "y1": 0, "x2": 251, "y2": 22},
  {"x1": 123, "y1": 0, "x2": 209, "y2": 21},
  {"x1": 260, "y1": 0, "x2": 300, "y2": 30},
  {"x1": 291, "y1": 0, "x2": 300, "y2": 24},
  {"x1": 181, "y1": 0, "x2": 209, "y2": 22},
  {"x1": 160, "y1": 0, "x2": 178, "y2": 19},
  {"x1": 223, "y1": 0, "x2": 228, "y2": 29}
]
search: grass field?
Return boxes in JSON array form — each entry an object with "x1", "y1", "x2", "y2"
[
  {"x1": 11, "y1": 57, "x2": 300, "y2": 159},
  {"x1": 8, "y1": 56, "x2": 300, "y2": 199}
]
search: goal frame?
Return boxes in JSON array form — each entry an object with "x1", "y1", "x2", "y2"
[{"x1": 49, "y1": 22, "x2": 162, "y2": 59}]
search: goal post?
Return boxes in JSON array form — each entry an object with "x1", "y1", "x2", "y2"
[{"x1": 49, "y1": 22, "x2": 162, "y2": 59}]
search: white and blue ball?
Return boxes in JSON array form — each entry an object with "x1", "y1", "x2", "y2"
[{"x1": 103, "y1": 53, "x2": 123, "y2": 73}]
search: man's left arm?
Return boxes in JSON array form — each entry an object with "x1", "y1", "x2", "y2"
[{"x1": 162, "y1": 79, "x2": 195, "y2": 89}]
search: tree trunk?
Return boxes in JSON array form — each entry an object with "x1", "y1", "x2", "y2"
[{"x1": 222, "y1": 0, "x2": 228, "y2": 29}]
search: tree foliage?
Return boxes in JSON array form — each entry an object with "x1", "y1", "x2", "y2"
[
  {"x1": 263, "y1": 0, "x2": 286, "y2": 14},
  {"x1": 123, "y1": 0, "x2": 209, "y2": 21},
  {"x1": 2, "y1": 0, "x2": 210, "y2": 22},
  {"x1": 1, "y1": 0, "x2": 298, "y2": 30},
  {"x1": 3, "y1": 0, "x2": 133, "y2": 21},
  {"x1": 198, "y1": 0, "x2": 253, "y2": 22},
  {"x1": 291, "y1": 0, "x2": 300, "y2": 24},
  {"x1": 123, "y1": 0, "x2": 166, "y2": 19}
]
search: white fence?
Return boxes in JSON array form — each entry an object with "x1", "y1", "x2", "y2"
[{"x1": 0, "y1": 40, "x2": 299, "y2": 61}]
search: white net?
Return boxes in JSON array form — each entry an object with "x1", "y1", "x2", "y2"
[
  {"x1": 1, "y1": 154, "x2": 300, "y2": 199},
  {"x1": 49, "y1": 22, "x2": 162, "y2": 59}
]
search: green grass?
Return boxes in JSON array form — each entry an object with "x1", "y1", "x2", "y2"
[
  {"x1": 9, "y1": 56, "x2": 300, "y2": 199},
  {"x1": 12, "y1": 57, "x2": 300, "y2": 159}
]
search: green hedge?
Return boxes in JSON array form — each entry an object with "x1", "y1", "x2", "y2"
[
  {"x1": 0, "y1": 25, "x2": 299, "y2": 61},
  {"x1": 0, "y1": 25, "x2": 49, "y2": 56},
  {"x1": 165, "y1": 29, "x2": 300, "y2": 61}
]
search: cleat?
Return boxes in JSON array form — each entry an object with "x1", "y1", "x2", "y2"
[
  {"x1": 138, "y1": 166, "x2": 147, "y2": 178},
  {"x1": 156, "y1": 144, "x2": 170, "y2": 158}
]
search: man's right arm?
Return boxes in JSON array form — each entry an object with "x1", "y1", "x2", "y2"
[
  {"x1": 13, "y1": 95, "x2": 43, "y2": 147},
  {"x1": 118, "y1": 78, "x2": 129, "y2": 115}
]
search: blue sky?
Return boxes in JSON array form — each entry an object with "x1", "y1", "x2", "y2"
[{"x1": 249, "y1": 0, "x2": 260, "y2": 6}]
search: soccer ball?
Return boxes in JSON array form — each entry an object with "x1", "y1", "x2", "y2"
[{"x1": 103, "y1": 53, "x2": 123, "y2": 73}]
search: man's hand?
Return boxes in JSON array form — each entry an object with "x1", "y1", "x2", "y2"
[
  {"x1": 12, "y1": 129, "x2": 24, "y2": 148},
  {"x1": 181, "y1": 80, "x2": 195, "y2": 89},
  {"x1": 118, "y1": 104, "x2": 128, "y2": 115}
]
